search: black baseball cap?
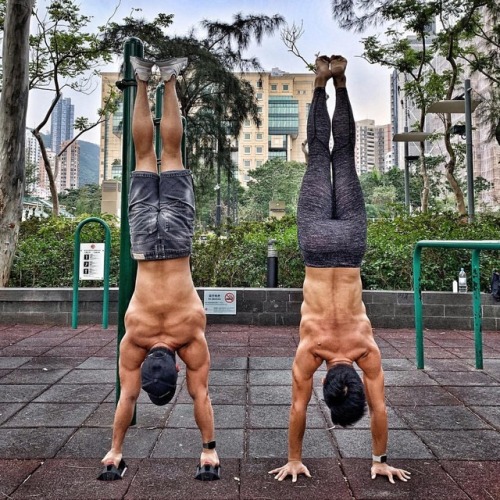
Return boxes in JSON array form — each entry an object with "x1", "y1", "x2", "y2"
[{"x1": 141, "y1": 347, "x2": 178, "y2": 406}]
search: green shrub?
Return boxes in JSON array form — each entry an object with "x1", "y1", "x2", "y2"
[
  {"x1": 9, "y1": 215, "x2": 121, "y2": 287},
  {"x1": 9, "y1": 211, "x2": 500, "y2": 291},
  {"x1": 363, "y1": 210, "x2": 500, "y2": 291}
]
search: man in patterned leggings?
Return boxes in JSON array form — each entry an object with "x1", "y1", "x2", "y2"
[{"x1": 270, "y1": 56, "x2": 410, "y2": 484}]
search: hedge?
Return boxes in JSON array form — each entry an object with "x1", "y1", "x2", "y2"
[{"x1": 8, "y1": 211, "x2": 500, "y2": 291}]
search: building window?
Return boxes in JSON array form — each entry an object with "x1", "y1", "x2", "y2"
[
  {"x1": 271, "y1": 84, "x2": 277, "y2": 91},
  {"x1": 256, "y1": 146, "x2": 263, "y2": 154},
  {"x1": 257, "y1": 106, "x2": 263, "y2": 113},
  {"x1": 244, "y1": 133, "x2": 251, "y2": 140},
  {"x1": 256, "y1": 92, "x2": 263, "y2": 100},
  {"x1": 282, "y1": 84, "x2": 289, "y2": 91},
  {"x1": 256, "y1": 78, "x2": 263, "y2": 89},
  {"x1": 244, "y1": 160, "x2": 251, "y2": 168},
  {"x1": 256, "y1": 133, "x2": 263, "y2": 140},
  {"x1": 244, "y1": 119, "x2": 250, "y2": 127},
  {"x1": 244, "y1": 147, "x2": 251, "y2": 154},
  {"x1": 256, "y1": 160, "x2": 263, "y2": 167}
]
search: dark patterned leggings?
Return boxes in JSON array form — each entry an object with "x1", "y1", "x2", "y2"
[{"x1": 297, "y1": 87, "x2": 367, "y2": 268}]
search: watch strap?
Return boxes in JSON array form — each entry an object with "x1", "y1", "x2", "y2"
[
  {"x1": 372, "y1": 454, "x2": 387, "y2": 463},
  {"x1": 203, "y1": 440, "x2": 216, "y2": 450}
]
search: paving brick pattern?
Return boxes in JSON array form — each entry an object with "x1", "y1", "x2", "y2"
[{"x1": 0, "y1": 323, "x2": 499, "y2": 498}]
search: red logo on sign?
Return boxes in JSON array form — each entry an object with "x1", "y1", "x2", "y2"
[{"x1": 225, "y1": 293, "x2": 235, "y2": 303}]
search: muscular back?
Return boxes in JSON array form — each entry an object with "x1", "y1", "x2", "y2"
[
  {"x1": 124, "y1": 257, "x2": 206, "y2": 352},
  {"x1": 300, "y1": 267, "x2": 379, "y2": 367}
]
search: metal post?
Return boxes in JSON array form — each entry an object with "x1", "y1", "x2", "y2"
[
  {"x1": 471, "y1": 249, "x2": 483, "y2": 369},
  {"x1": 413, "y1": 245, "x2": 424, "y2": 368},
  {"x1": 465, "y1": 79, "x2": 475, "y2": 223},
  {"x1": 267, "y1": 239, "x2": 278, "y2": 288},
  {"x1": 155, "y1": 84, "x2": 164, "y2": 163},
  {"x1": 116, "y1": 37, "x2": 143, "y2": 409},
  {"x1": 404, "y1": 126, "x2": 410, "y2": 210},
  {"x1": 216, "y1": 161, "x2": 221, "y2": 227}
]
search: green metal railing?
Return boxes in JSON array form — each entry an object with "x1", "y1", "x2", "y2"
[
  {"x1": 413, "y1": 240, "x2": 500, "y2": 370},
  {"x1": 72, "y1": 217, "x2": 111, "y2": 329}
]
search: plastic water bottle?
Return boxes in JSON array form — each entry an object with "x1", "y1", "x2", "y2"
[{"x1": 458, "y1": 268, "x2": 467, "y2": 293}]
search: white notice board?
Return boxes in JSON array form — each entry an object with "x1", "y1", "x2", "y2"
[
  {"x1": 80, "y1": 243, "x2": 105, "y2": 280},
  {"x1": 204, "y1": 290, "x2": 237, "y2": 315}
]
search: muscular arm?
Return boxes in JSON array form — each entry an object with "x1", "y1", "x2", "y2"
[
  {"x1": 360, "y1": 349, "x2": 411, "y2": 483},
  {"x1": 361, "y1": 355, "x2": 388, "y2": 456},
  {"x1": 288, "y1": 350, "x2": 317, "y2": 460},
  {"x1": 102, "y1": 336, "x2": 143, "y2": 466},
  {"x1": 179, "y1": 335, "x2": 219, "y2": 467},
  {"x1": 269, "y1": 343, "x2": 320, "y2": 481}
]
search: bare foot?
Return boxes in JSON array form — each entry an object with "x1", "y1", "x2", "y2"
[
  {"x1": 330, "y1": 55, "x2": 347, "y2": 88},
  {"x1": 314, "y1": 55, "x2": 332, "y2": 87}
]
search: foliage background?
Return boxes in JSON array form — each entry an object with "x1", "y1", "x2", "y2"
[{"x1": 9, "y1": 211, "x2": 500, "y2": 292}]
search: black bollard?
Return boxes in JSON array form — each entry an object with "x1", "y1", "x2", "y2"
[{"x1": 267, "y1": 239, "x2": 278, "y2": 287}]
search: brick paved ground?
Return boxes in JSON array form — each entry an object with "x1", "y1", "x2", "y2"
[{"x1": 0, "y1": 323, "x2": 499, "y2": 499}]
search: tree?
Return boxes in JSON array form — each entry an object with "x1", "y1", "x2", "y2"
[
  {"x1": 59, "y1": 184, "x2": 102, "y2": 216},
  {"x1": 331, "y1": 0, "x2": 497, "y2": 215},
  {"x1": 0, "y1": 0, "x2": 35, "y2": 286},
  {"x1": 239, "y1": 158, "x2": 306, "y2": 221},
  {"x1": 101, "y1": 11, "x2": 284, "y2": 211},
  {"x1": 29, "y1": 0, "x2": 117, "y2": 215}
]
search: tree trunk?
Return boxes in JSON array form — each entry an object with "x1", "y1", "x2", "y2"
[
  {"x1": 0, "y1": 0, "x2": 35, "y2": 286},
  {"x1": 32, "y1": 129, "x2": 60, "y2": 216},
  {"x1": 419, "y1": 143, "x2": 429, "y2": 213},
  {"x1": 443, "y1": 114, "x2": 467, "y2": 215}
]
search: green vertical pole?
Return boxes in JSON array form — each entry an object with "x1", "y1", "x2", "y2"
[
  {"x1": 102, "y1": 223, "x2": 111, "y2": 329},
  {"x1": 471, "y1": 249, "x2": 483, "y2": 369},
  {"x1": 413, "y1": 245, "x2": 424, "y2": 369},
  {"x1": 117, "y1": 37, "x2": 143, "y2": 408},
  {"x1": 155, "y1": 84, "x2": 164, "y2": 163},
  {"x1": 181, "y1": 116, "x2": 187, "y2": 167}
]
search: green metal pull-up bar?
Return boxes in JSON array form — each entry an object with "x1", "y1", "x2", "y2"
[{"x1": 413, "y1": 240, "x2": 500, "y2": 370}]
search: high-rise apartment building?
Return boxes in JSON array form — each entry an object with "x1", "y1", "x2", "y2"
[
  {"x1": 25, "y1": 128, "x2": 41, "y2": 166},
  {"x1": 355, "y1": 119, "x2": 392, "y2": 174},
  {"x1": 51, "y1": 97, "x2": 74, "y2": 154},
  {"x1": 58, "y1": 140, "x2": 80, "y2": 191},
  {"x1": 37, "y1": 149, "x2": 56, "y2": 199},
  {"x1": 390, "y1": 16, "x2": 499, "y2": 209}
]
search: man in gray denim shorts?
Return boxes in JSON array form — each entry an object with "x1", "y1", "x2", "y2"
[{"x1": 101, "y1": 56, "x2": 220, "y2": 482}]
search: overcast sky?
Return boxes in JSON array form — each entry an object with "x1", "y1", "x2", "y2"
[{"x1": 26, "y1": 0, "x2": 392, "y2": 145}]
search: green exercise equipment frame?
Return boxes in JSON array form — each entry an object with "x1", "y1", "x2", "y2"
[
  {"x1": 72, "y1": 217, "x2": 111, "y2": 329},
  {"x1": 413, "y1": 240, "x2": 500, "y2": 370}
]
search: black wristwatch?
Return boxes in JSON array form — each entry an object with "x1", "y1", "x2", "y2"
[
  {"x1": 203, "y1": 441, "x2": 216, "y2": 450},
  {"x1": 372, "y1": 454, "x2": 387, "y2": 463}
]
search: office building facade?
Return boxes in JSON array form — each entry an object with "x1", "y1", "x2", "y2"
[{"x1": 51, "y1": 97, "x2": 74, "y2": 155}]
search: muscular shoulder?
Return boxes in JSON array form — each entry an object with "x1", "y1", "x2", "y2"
[
  {"x1": 294, "y1": 341, "x2": 322, "y2": 379},
  {"x1": 119, "y1": 334, "x2": 147, "y2": 371}
]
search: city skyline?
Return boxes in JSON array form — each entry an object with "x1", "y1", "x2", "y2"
[{"x1": 25, "y1": 0, "x2": 393, "y2": 146}]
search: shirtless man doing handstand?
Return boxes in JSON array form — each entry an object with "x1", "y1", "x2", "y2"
[
  {"x1": 100, "y1": 56, "x2": 219, "y2": 481},
  {"x1": 270, "y1": 55, "x2": 410, "y2": 484}
]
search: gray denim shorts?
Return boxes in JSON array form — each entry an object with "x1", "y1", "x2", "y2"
[{"x1": 128, "y1": 170, "x2": 195, "y2": 261}]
